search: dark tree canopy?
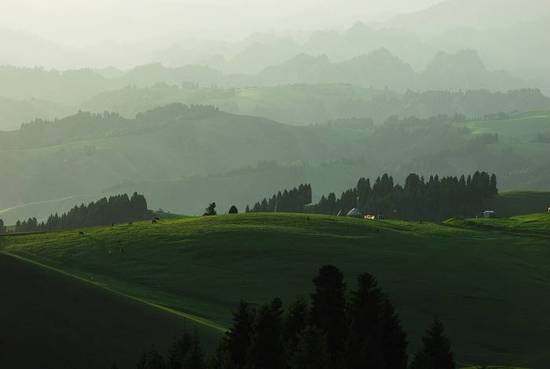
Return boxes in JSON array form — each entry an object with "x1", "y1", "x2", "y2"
[
  {"x1": 311, "y1": 171, "x2": 497, "y2": 220},
  {"x1": 248, "y1": 184, "x2": 312, "y2": 213},
  {"x1": 250, "y1": 172, "x2": 498, "y2": 221},
  {"x1": 223, "y1": 300, "x2": 256, "y2": 369},
  {"x1": 204, "y1": 202, "x2": 217, "y2": 216},
  {"x1": 310, "y1": 265, "x2": 348, "y2": 368},
  {"x1": 130, "y1": 266, "x2": 453, "y2": 369},
  {"x1": 247, "y1": 298, "x2": 285, "y2": 369},
  {"x1": 410, "y1": 318, "x2": 455, "y2": 369},
  {"x1": 14, "y1": 193, "x2": 149, "y2": 233},
  {"x1": 136, "y1": 347, "x2": 167, "y2": 369}
]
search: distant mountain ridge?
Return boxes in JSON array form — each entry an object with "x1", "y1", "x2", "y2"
[
  {"x1": 0, "y1": 48, "x2": 528, "y2": 101},
  {"x1": 386, "y1": 0, "x2": 550, "y2": 32}
]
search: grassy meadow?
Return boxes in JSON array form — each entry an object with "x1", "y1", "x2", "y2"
[
  {"x1": 0, "y1": 253, "x2": 222, "y2": 369},
  {"x1": 2, "y1": 212, "x2": 550, "y2": 368}
]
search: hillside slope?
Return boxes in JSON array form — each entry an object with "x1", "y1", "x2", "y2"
[
  {"x1": 2, "y1": 213, "x2": 550, "y2": 368},
  {"x1": 2, "y1": 106, "x2": 550, "y2": 222},
  {"x1": 0, "y1": 253, "x2": 221, "y2": 369},
  {"x1": 0, "y1": 104, "x2": 362, "y2": 212}
]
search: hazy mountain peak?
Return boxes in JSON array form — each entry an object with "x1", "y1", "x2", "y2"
[
  {"x1": 428, "y1": 49, "x2": 486, "y2": 71},
  {"x1": 284, "y1": 53, "x2": 331, "y2": 66},
  {"x1": 345, "y1": 21, "x2": 374, "y2": 37},
  {"x1": 422, "y1": 49, "x2": 524, "y2": 90}
]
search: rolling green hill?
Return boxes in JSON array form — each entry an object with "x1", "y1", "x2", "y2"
[
  {"x1": 2, "y1": 213, "x2": 550, "y2": 368},
  {"x1": 447, "y1": 213, "x2": 550, "y2": 236},
  {"x1": 2, "y1": 105, "x2": 550, "y2": 223},
  {"x1": 0, "y1": 252, "x2": 221, "y2": 369},
  {"x1": 462, "y1": 111, "x2": 550, "y2": 145},
  {"x1": 490, "y1": 191, "x2": 550, "y2": 217}
]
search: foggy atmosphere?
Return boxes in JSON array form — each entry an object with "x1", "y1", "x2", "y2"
[{"x1": 1, "y1": 0, "x2": 550, "y2": 368}]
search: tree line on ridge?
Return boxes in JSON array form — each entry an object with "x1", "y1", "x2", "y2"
[
  {"x1": 10, "y1": 193, "x2": 149, "y2": 233},
  {"x1": 248, "y1": 171, "x2": 498, "y2": 221}
]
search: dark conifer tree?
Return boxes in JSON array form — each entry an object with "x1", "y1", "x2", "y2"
[
  {"x1": 357, "y1": 177, "x2": 371, "y2": 210},
  {"x1": 489, "y1": 174, "x2": 498, "y2": 196},
  {"x1": 136, "y1": 347, "x2": 166, "y2": 369},
  {"x1": 310, "y1": 265, "x2": 347, "y2": 368},
  {"x1": 223, "y1": 301, "x2": 256, "y2": 369},
  {"x1": 168, "y1": 332, "x2": 193, "y2": 369},
  {"x1": 15, "y1": 193, "x2": 149, "y2": 233},
  {"x1": 229, "y1": 206, "x2": 239, "y2": 214},
  {"x1": 380, "y1": 298, "x2": 408, "y2": 369},
  {"x1": 208, "y1": 341, "x2": 233, "y2": 369},
  {"x1": 288, "y1": 327, "x2": 329, "y2": 369},
  {"x1": 346, "y1": 273, "x2": 386, "y2": 369},
  {"x1": 183, "y1": 333, "x2": 206, "y2": 369},
  {"x1": 283, "y1": 298, "x2": 309, "y2": 360},
  {"x1": 248, "y1": 184, "x2": 313, "y2": 213},
  {"x1": 247, "y1": 298, "x2": 285, "y2": 369},
  {"x1": 130, "y1": 192, "x2": 148, "y2": 218},
  {"x1": 410, "y1": 318, "x2": 455, "y2": 369},
  {"x1": 204, "y1": 203, "x2": 217, "y2": 216}
]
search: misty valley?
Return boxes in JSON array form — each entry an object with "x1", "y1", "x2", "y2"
[{"x1": 1, "y1": 1, "x2": 550, "y2": 369}]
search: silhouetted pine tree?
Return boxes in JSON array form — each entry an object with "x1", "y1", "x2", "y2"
[
  {"x1": 346, "y1": 273, "x2": 386, "y2": 369},
  {"x1": 203, "y1": 203, "x2": 217, "y2": 216},
  {"x1": 283, "y1": 298, "x2": 309, "y2": 360},
  {"x1": 248, "y1": 184, "x2": 312, "y2": 213},
  {"x1": 409, "y1": 318, "x2": 455, "y2": 369},
  {"x1": 288, "y1": 326, "x2": 329, "y2": 369},
  {"x1": 168, "y1": 332, "x2": 193, "y2": 369},
  {"x1": 247, "y1": 298, "x2": 285, "y2": 369},
  {"x1": 15, "y1": 193, "x2": 150, "y2": 233},
  {"x1": 183, "y1": 333, "x2": 206, "y2": 369},
  {"x1": 308, "y1": 171, "x2": 498, "y2": 220},
  {"x1": 380, "y1": 298, "x2": 408, "y2": 369},
  {"x1": 223, "y1": 301, "x2": 256, "y2": 369},
  {"x1": 136, "y1": 347, "x2": 166, "y2": 369},
  {"x1": 310, "y1": 265, "x2": 347, "y2": 369}
]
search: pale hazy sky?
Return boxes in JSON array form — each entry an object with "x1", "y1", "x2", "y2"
[{"x1": 0, "y1": 0, "x2": 442, "y2": 45}]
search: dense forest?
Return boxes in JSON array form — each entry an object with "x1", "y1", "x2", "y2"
[
  {"x1": 130, "y1": 265, "x2": 455, "y2": 369},
  {"x1": 249, "y1": 172, "x2": 498, "y2": 221},
  {"x1": 247, "y1": 184, "x2": 312, "y2": 213},
  {"x1": 11, "y1": 193, "x2": 148, "y2": 233}
]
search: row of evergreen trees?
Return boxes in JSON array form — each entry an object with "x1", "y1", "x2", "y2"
[
  {"x1": 311, "y1": 172, "x2": 497, "y2": 220},
  {"x1": 246, "y1": 184, "x2": 312, "y2": 213},
  {"x1": 131, "y1": 265, "x2": 455, "y2": 369},
  {"x1": 249, "y1": 172, "x2": 497, "y2": 221},
  {"x1": 14, "y1": 193, "x2": 149, "y2": 233}
]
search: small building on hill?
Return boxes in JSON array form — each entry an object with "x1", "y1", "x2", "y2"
[
  {"x1": 482, "y1": 210, "x2": 497, "y2": 218},
  {"x1": 346, "y1": 208, "x2": 363, "y2": 218}
]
